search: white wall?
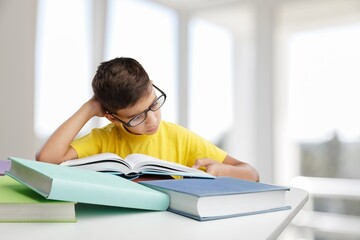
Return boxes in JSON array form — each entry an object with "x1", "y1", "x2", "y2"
[{"x1": 0, "y1": 0, "x2": 38, "y2": 160}]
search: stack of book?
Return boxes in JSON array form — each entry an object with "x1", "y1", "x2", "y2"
[
  {"x1": 0, "y1": 155, "x2": 290, "y2": 222},
  {"x1": 0, "y1": 176, "x2": 76, "y2": 222}
]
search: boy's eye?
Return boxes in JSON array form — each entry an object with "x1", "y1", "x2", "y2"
[
  {"x1": 152, "y1": 100, "x2": 160, "y2": 108},
  {"x1": 132, "y1": 114, "x2": 144, "y2": 121}
]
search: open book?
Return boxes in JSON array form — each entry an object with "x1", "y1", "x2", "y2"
[{"x1": 60, "y1": 153, "x2": 214, "y2": 179}]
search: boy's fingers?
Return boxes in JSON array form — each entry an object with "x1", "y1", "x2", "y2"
[{"x1": 192, "y1": 158, "x2": 213, "y2": 169}]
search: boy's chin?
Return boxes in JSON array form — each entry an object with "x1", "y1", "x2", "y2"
[{"x1": 145, "y1": 126, "x2": 159, "y2": 135}]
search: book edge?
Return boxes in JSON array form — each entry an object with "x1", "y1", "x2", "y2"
[{"x1": 169, "y1": 205, "x2": 292, "y2": 221}]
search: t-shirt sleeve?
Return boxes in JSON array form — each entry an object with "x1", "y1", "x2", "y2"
[
  {"x1": 184, "y1": 129, "x2": 227, "y2": 167},
  {"x1": 70, "y1": 129, "x2": 103, "y2": 158}
]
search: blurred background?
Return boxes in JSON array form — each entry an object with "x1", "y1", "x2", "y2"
[{"x1": 1, "y1": 0, "x2": 359, "y2": 239}]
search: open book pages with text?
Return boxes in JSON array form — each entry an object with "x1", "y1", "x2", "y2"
[{"x1": 60, "y1": 153, "x2": 214, "y2": 179}]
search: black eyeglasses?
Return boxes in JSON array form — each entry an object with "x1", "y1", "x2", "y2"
[{"x1": 108, "y1": 84, "x2": 166, "y2": 127}]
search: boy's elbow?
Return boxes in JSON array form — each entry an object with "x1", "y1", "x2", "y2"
[
  {"x1": 35, "y1": 151, "x2": 54, "y2": 163},
  {"x1": 249, "y1": 165, "x2": 260, "y2": 182},
  {"x1": 35, "y1": 151, "x2": 46, "y2": 162},
  {"x1": 245, "y1": 165, "x2": 260, "y2": 182},
  {"x1": 35, "y1": 148, "x2": 77, "y2": 164},
  {"x1": 253, "y1": 171, "x2": 260, "y2": 182}
]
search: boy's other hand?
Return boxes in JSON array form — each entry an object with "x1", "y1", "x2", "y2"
[
  {"x1": 193, "y1": 157, "x2": 260, "y2": 182},
  {"x1": 192, "y1": 158, "x2": 224, "y2": 176}
]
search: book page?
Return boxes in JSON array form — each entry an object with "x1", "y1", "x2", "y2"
[
  {"x1": 126, "y1": 154, "x2": 214, "y2": 178},
  {"x1": 61, "y1": 153, "x2": 125, "y2": 166},
  {"x1": 60, "y1": 153, "x2": 213, "y2": 178},
  {"x1": 60, "y1": 153, "x2": 133, "y2": 174}
]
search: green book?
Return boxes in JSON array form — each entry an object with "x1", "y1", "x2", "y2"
[
  {"x1": 5, "y1": 157, "x2": 169, "y2": 211},
  {"x1": 0, "y1": 175, "x2": 76, "y2": 222}
]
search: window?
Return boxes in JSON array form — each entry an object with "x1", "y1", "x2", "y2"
[
  {"x1": 35, "y1": 0, "x2": 177, "y2": 138},
  {"x1": 288, "y1": 23, "x2": 360, "y2": 144},
  {"x1": 105, "y1": 0, "x2": 178, "y2": 123},
  {"x1": 188, "y1": 18, "x2": 234, "y2": 144},
  {"x1": 276, "y1": 3, "x2": 360, "y2": 238},
  {"x1": 35, "y1": 0, "x2": 92, "y2": 138},
  {"x1": 287, "y1": 23, "x2": 360, "y2": 180}
]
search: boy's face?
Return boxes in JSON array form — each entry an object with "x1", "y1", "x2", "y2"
[{"x1": 108, "y1": 87, "x2": 163, "y2": 135}]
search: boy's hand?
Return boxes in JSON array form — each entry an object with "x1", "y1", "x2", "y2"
[
  {"x1": 85, "y1": 96, "x2": 106, "y2": 117},
  {"x1": 36, "y1": 96, "x2": 108, "y2": 164},
  {"x1": 193, "y1": 158, "x2": 226, "y2": 176},
  {"x1": 193, "y1": 156, "x2": 260, "y2": 182}
]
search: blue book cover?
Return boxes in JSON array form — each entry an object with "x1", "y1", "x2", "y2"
[
  {"x1": 6, "y1": 157, "x2": 170, "y2": 211},
  {"x1": 141, "y1": 177, "x2": 291, "y2": 221}
]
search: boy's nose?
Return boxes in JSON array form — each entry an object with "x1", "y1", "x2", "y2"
[{"x1": 145, "y1": 110, "x2": 157, "y2": 125}]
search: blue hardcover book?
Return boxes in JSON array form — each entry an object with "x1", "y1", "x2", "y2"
[
  {"x1": 141, "y1": 177, "x2": 291, "y2": 221},
  {"x1": 6, "y1": 157, "x2": 169, "y2": 211}
]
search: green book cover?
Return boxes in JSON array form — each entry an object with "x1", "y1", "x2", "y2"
[
  {"x1": 0, "y1": 175, "x2": 76, "y2": 222},
  {"x1": 6, "y1": 157, "x2": 170, "y2": 211}
]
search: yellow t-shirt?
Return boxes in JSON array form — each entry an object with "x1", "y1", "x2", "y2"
[{"x1": 70, "y1": 121, "x2": 227, "y2": 168}]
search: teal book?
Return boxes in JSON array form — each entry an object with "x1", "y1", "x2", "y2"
[
  {"x1": 0, "y1": 175, "x2": 76, "y2": 222},
  {"x1": 5, "y1": 157, "x2": 169, "y2": 211},
  {"x1": 141, "y1": 177, "x2": 291, "y2": 221}
]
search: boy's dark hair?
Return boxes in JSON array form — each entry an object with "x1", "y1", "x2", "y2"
[{"x1": 92, "y1": 57, "x2": 151, "y2": 112}]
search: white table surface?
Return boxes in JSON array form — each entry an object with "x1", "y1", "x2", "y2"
[{"x1": 0, "y1": 187, "x2": 308, "y2": 240}]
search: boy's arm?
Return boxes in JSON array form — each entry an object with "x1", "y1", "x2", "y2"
[
  {"x1": 35, "y1": 97, "x2": 105, "y2": 164},
  {"x1": 193, "y1": 155, "x2": 260, "y2": 182}
]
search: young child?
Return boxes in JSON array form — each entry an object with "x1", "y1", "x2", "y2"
[{"x1": 36, "y1": 57, "x2": 259, "y2": 182}]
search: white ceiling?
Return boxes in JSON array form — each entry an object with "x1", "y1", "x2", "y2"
[
  {"x1": 151, "y1": 0, "x2": 249, "y2": 11},
  {"x1": 151, "y1": 0, "x2": 256, "y2": 32}
]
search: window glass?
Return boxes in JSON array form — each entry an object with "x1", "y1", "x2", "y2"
[
  {"x1": 35, "y1": 0, "x2": 91, "y2": 138},
  {"x1": 285, "y1": 23, "x2": 360, "y2": 181},
  {"x1": 189, "y1": 18, "x2": 234, "y2": 144},
  {"x1": 105, "y1": 0, "x2": 178, "y2": 123},
  {"x1": 281, "y1": 23, "x2": 360, "y2": 240},
  {"x1": 288, "y1": 23, "x2": 360, "y2": 143}
]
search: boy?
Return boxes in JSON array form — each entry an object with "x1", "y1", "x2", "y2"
[{"x1": 36, "y1": 57, "x2": 259, "y2": 182}]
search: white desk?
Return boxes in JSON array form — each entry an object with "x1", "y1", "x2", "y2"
[{"x1": 0, "y1": 187, "x2": 308, "y2": 240}]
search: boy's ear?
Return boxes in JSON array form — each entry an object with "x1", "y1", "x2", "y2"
[{"x1": 104, "y1": 112, "x2": 118, "y2": 124}]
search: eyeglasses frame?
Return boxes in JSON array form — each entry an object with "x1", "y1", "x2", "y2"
[{"x1": 106, "y1": 84, "x2": 166, "y2": 127}]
